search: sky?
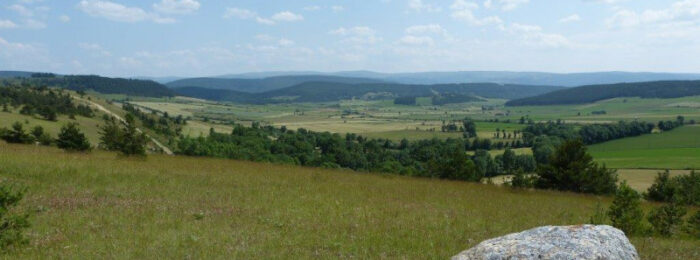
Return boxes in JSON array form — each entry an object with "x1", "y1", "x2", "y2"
[{"x1": 1, "y1": 0, "x2": 700, "y2": 77}]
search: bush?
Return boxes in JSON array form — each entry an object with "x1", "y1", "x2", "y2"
[
  {"x1": 645, "y1": 170, "x2": 700, "y2": 206},
  {"x1": 0, "y1": 181, "x2": 29, "y2": 249},
  {"x1": 648, "y1": 201, "x2": 687, "y2": 237},
  {"x1": 608, "y1": 182, "x2": 644, "y2": 235},
  {"x1": 0, "y1": 122, "x2": 34, "y2": 144},
  {"x1": 56, "y1": 123, "x2": 91, "y2": 151},
  {"x1": 509, "y1": 170, "x2": 534, "y2": 188},
  {"x1": 685, "y1": 211, "x2": 700, "y2": 238},
  {"x1": 535, "y1": 139, "x2": 618, "y2": 195}
]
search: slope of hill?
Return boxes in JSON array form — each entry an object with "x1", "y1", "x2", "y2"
[
  {"x1": 505, "y1": 80, "x2": 700, "y2": 106},
  {"x1": 0, "y1": 143, "x2": 697, "y2": 258},
  {"x1": 174, "y1": 82, "x2": 563, "y2": 104},
  {"x1": 12, "y1": 75, "x2": 176, "y2": 97},
  {"x1": 0, "y1": 71, "x2": 36, "y2": 78},
  {"x1": 166, "y1": 75, "x2": 387, "y2": 93}
]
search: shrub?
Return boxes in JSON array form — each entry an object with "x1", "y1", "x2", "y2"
[
  {"x1": 648, "y1": 201, "x2": 687, "y2": 237},
  {"x1": 608, "y1": 182, "x2": 644, "y2": 235},
  {"x1": 56, "y1": 123, "x2": 91, "y2": 151},
  {"x1": 0, "y1": 122, "x2": 34, "y2": 144},
  {"x1": 0, "y1": 181, "x2": 29, "y2": 249},
  {"x1": 509, "y1": 170, "x2": 534, "y2": 188},
  {"x1": 645, "y1": 170, "x2": 700, "y2": 206},
  {"x1": 685, "y1": 211, "x2": 700, "y2": 238},
  {"x1": 535, "y1": 139, "x2": 618, "y2": 195}
]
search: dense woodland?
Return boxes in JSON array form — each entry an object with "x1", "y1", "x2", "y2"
[
  {"x1": 0, "y1": 74, "x2": 174, "y2": 97},
  {"x1": 506, "y1": 80, "x2": 700, "y2": 106}
]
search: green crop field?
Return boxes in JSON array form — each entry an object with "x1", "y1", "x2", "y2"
[
  {"x1": 589, "y1": 125, "x2": 700, "y2": 169},
  {"x1": 0, "y1": 143, "x2": 698, "y2": 259}
]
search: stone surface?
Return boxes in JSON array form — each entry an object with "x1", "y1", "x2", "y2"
[{"x1": 452, "y1": 225, "x2": 639, "y2": 260}]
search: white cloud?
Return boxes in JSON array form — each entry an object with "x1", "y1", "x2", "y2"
[
  {"x1": 0, "y1": 20, "x2": 18, "y2": 29},
  {"x1": 0, "y1": 36, "x2": 51, "y2": 70},
  {"x1": 451, "y1": 0, "x2": 503, "y2": 26},
  {"x1": 255, "y1": 17, "x2": 275, "y2": 25},
  {"x1": 405, "y1": 24, "x2": 447, "y2": 35},
  {"x1": 332, "y1": 6, "x2": 345, "y2": 12},
  {"x1": 330, "y1": 26, "x2": 382, "y2": 44},
  {"x1": 559, "y1": 14, "x2": 581, "y2": 23},
  {"x1": 8, "y1": 4, "x2": 34, "y2": 16},
  {"x1": 409, "y1": 0, "x2": 442, "y2": 12},
  {"x1": 271, "y1": 11, "x2": 303, "y2": 22},
  {"x1": 24, "y1": 19, "x2": 46, "y2": 29},
  {"x1": 223, "y1": 8, "x2": 257, "y2": 19},
  {"x1": 59, "y1": 15, "x2": 71, "y2": 23},
  {"x1": 153, "y1": 0, "x2": 200, "y2": 15},
  {"x1": 606, "y1": 0, "x2": 700, "y2": 28},
  {"x1": 224, "y1": 9, "x2": 302, "y2": 25},
  {"x1": 77, "y1": 0, "x2": 174, "y2": 24},
  {"x1": 399, "y1": 35, "x2": 434, "y2": 45},
  {"x1": 79, "y1": 42, "x2": 112, "y2": 57},
  {"x1": 508, "y1": 23, "x2": 570, "y2": 47},
  {"x1": 303, "y1": 6, "x2": 321, "y2": 11},
  {"x1": 484, "y1": 0, "x2": 529, "y2": 11},
  {"x1": 278, "y1": 38, "x2": 295, "y2": 46}
]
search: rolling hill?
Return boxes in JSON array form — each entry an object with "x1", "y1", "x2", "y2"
[
  {"x1": 207, "y1": 71, "x2": 700, "y2": 87},
  {"x1": 2, "y1": 74, "x2": 175, "y2": 97},
  {"x1": 166, "y1": 75, "x2": 387, "y2": 93},
  {"x1": 505, "y1": 80, "x2": 700, "y2": 106},
  {"x1": 174, "y1": 82, "x2": 563, "y2": 104}
]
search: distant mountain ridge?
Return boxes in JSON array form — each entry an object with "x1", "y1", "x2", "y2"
[
  {"x1": 505, "y1": 80, "x2": 700, "y2": 106},
  {"x1": 166, "y1": 75, "x2": 388, "y2": 93},
  {"x1": 174, "y1": 82, "x2": 563, "y2": 104},
  {"x1": 194, "y1": 71, "x2": 700, "y2": 87},
  {"x1": 0, "y1": 72, "x2": 175, "y2": 97}
]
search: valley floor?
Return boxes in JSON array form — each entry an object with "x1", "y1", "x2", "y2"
[{"x1": 0, "y1": 143, "x2": 698, "y2": 259}]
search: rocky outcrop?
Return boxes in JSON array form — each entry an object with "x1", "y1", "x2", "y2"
[{"x1": 452, "y1": 225, "x2": 639, "y2": 260}]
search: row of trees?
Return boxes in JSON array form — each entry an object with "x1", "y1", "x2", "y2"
[
  {"x1": 177, "y1": 123, "x2": 538, "y2": 182},
  {"x1": 121, "y1": 103, "x2": 185, "y2": 138}
]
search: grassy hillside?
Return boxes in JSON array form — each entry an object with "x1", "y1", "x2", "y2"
[
  {"x1": 0, "y1": 143, "x2": 698, "y2": 259},
  {"x1": 506, "y1": 80, "x2": 700, "y2": 106},
  {"x1": 589, "y1": 125, "x2": 700, "y2": 169},
  {"x1": 166, "y1": 75, "x2": 387, "y2": 93},
  {"x1": 174, "y1": 82, "x2": 563, "y2": 104}
]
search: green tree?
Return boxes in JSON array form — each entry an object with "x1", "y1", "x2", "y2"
[
  {"x1": 1, "y1": 122, "x2": 34, "y2": 144},
  {"x1": 608, "y1": 182, "x2": 644, "y2": 235},
  {"x1": 648, "y1": 201, "x2": 687, "y2": 237},
  {"x1": 119, "y1": 114, "x2": 148, "y2": 156},
  {"x1": 535, "y1": 139, "x2": 617, "y2": 195},
  {"x1": 56, "y1": 123, "x2": 91, "y2": 151},
  {"x1": 0, "y1": 181, "x2": 29, "y2": 249},
  {"x1": 462, "y1": 117, "x2": 477, "y2": 138}
]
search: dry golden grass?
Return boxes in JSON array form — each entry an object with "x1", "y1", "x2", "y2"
[{"x1": 0, "y1": 143, "x2": 697, "y2": 259}]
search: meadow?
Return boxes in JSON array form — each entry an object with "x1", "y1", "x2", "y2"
[
  {"x1": 589, "y1": 125, "x2": 700, "y2": 169},
  {"x1": 0, "y1": 143, "x2": 698, "y2": 259}
]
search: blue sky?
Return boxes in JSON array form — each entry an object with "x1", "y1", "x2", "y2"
[{"x1": 1, "y1": 0, "x2": 700, "y2": 77}]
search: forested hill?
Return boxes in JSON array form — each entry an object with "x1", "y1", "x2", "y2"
[
  {"x1": 166, "y1": 75, "x2": 387, "y2": 93},
  {"x1": 174, "y1": 82, "x2": 563, "y2": 104},
  {"x1": 505, "y1": 80, "x2": 700, "y2": 106},
  {"x1": 7, "y1": 75, "x2": 175, "y2": 97}
]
